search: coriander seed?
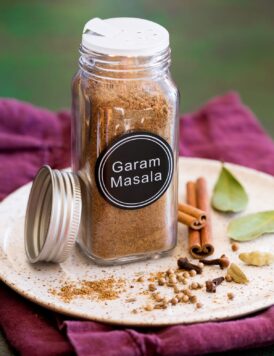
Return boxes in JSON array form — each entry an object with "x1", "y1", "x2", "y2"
[
  {"x1": 158, "y1": 278, "x2": 166, "y2": 286},
  {"x1": 169, "y1": 276, "x2": 177, "y2": 284},
  {"x1": 182, "y1": 278, "x2": 188, "y2": 285},
  {"x1": 155, "y1": 294, "x2": 163, "y2": 302},
  {"x1": 190, "y1": 282, "x2": 199, "y2": 290},
  {"x1": 190, "y1": 295, "x2": 197, "y2": 304},
  {"x1": 190, "y1": 269, "x2": 197, "y2": 277},
  {"x1": 184, "y1": 289, "x2": 192, "y2": 297},
  {"x1": 148, "y1": 283, "x2": 157, "y2": 292},
  {"x1": 173, "y1": 285, "x2": 180, "y2": 293},
  {"x1": 231, "y1": 243, "x2": 239, "y2": 252},
  {"x1": 167, "y1": 268, "x2": 175, "y2": 275},
  {"x1": 144, "y1": 304, "x2": 153, "y2": 311},
  {"x1": 170, "y1": 297, "x2": 178, "y2": 305}
]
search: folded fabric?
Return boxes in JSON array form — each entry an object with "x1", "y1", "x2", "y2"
[
  {"x1": 0, "y1": 92, "x2": 274, "y2": 356},
  {"x1": 0, "y1": 99, "x2": 71, "y2": 201},
  {"x1": 180, "y1": 93, "x2": 274, "y2": 175}
]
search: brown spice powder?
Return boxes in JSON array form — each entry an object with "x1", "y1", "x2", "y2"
[
  {"x1": 50, "y1": 277, "x2": 125, "y2": 303},
  {"x1": 72, "y1": 70, "x2": 178, "y2": 261}
]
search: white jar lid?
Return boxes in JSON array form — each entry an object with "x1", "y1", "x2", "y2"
[
  {"x1": 82, "y1": 17, "x2": 169, "y2": 56},
  {"x1": 24, "y1": 166, "x2": 82, "y2": 263}
]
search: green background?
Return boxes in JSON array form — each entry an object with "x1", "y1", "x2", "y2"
[{"x1": 1, "y1": 0, "x2": 274, "y2": 135}]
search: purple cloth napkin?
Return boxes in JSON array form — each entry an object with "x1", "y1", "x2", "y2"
[
  {"x1": 0, "y1": 99, "x2": 71, "y2": 201},
  {"x1": 0, "y1": 92, "x2": 274, "y2": 356}
]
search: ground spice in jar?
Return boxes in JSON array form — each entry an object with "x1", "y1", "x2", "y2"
[
  {"x1": 72, "y1": 18, "x2": 179, "y2": 264},
  {"x1": 78, "y1": 81, "x2": 177, "y2": 260}
]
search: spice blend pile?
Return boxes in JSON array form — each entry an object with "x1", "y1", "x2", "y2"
[{"x1": 50, "y1": 277, "x2": 125, "y2": 303}]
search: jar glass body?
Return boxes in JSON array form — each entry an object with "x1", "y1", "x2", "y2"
[{"x1": 72, "y1": 48, "x2": 179, "y2": 265}]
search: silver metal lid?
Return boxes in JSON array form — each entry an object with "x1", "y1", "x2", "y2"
[{"x1": 24, "y1": 166, "x2": 82, "y2": 263}]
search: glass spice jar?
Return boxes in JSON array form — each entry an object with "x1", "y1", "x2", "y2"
[
  {"x1": 72, "y1": 17, "x2": 179, "y2": 264},
  {"x1": 25, "y1": 17, "x2": 179, "y2": 265}
]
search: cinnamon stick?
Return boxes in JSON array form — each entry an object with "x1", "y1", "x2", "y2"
[
  {"x1": 178, "y1": 202, "x2": 206, "y2": 220},
  {"x1": 187, "y1": 178, "x2": 214, "y2": 258},
  {"x1": 178, "y1": 210, "x2": 204, "y2": 230},
  {"x1": 187, "y1": 182, "x2": 202, "y2": 254},
  {"x1": 178, "y1": 203, "x2": 207, "y2": 229},
  {"x1": 196, "y1": 178, "x2": 214, "y2": 256}
]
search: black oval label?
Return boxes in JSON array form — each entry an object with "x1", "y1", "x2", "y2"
[{"x1": 95, "y1": 132, "x2": 174, "y2": 209}]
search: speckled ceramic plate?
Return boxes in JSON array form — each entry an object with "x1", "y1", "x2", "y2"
[{"x1": 0, "y1": 157, "x2": 274, "y2": 326}]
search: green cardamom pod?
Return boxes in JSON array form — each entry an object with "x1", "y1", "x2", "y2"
[
  {"x1": 227, "y1": 263, "x2": 249, "y2": 284},
  {"x1": 239, "y1": 251, "x2": 274, "y2": 266}
]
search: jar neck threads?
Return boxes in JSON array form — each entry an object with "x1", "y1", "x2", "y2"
[{"x1": 79, "y1": 45, "x2": 171, "y2": 80}]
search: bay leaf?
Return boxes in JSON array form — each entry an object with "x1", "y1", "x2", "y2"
[
  {"x1": 227, "y1": 210, "x2": 274, "y2": 241},
  {"x1": 212, "y1": 166, "x2": 248, "y2": 212}
]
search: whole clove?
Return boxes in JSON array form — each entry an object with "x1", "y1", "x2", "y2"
[
  {"x1": 177, "y1": 257, "x2": 203, "y2": 274},
  {"x1": 199, "y1": 255, "x2": 230, "y2": 269},
  {"x1": 206, "y1": 277, "x2": 225, "y2": 293}
]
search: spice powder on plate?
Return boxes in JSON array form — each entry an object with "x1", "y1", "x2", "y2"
[{"x1": 50, "y1": 277, "x2": 125, "y2": 303}]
